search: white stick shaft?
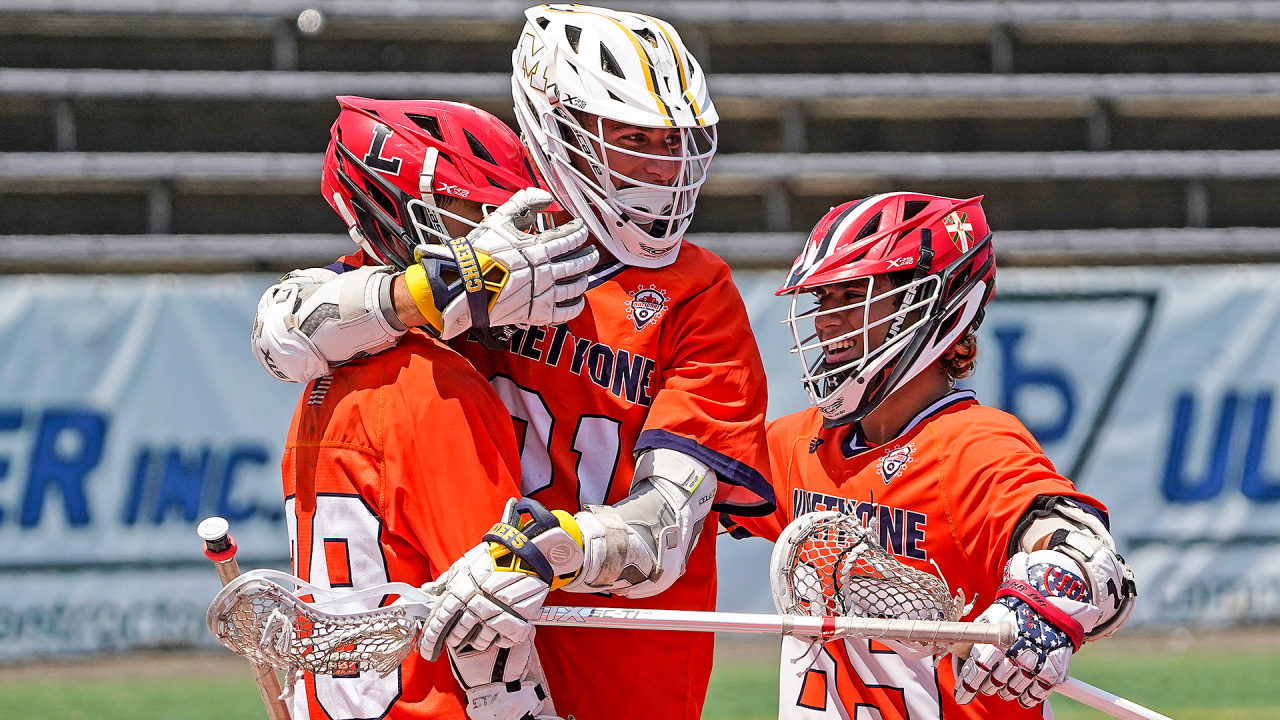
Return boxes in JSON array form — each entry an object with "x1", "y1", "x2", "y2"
[
  {"x1": 1054, "y1": 677, "x2": 1172, "y2": 720},
  {"x1": 535, "y1": 606, "x2": 1165, "y2": 720},
  {"x1": 533, "y1": 606, "x2": 1012, "y2": 645}
]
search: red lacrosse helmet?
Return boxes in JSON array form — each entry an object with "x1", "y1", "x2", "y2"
[
  {"x1": 778, "y1": 192, "x2": 996, "y2": 426},
  {"x1": 321, "y1": 96, "x2": 552, "y2": 269}
]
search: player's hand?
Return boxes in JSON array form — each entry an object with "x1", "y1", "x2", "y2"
[
  {"x1": 419, "y1": 498, "x2": 584, "y2": 662},
  {"x1": 442, "y1": 630, "x2": 563, "y2": 720},
  {"x1": 410, "y1": 188, "x2": 596, "y2": 341},
  {"x1": 955, "y1": 550, "x2": 1100, "y2": 708}
]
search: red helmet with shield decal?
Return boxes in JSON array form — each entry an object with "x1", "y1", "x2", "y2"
[
  {"x1": 778, "y1": 192, "x2": 996, "y2": 426},
  {"x1": 321, "y1": 96, "x2": 553, "y2": 269}
]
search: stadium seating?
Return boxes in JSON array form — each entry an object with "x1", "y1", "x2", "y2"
[{"x1": 3, "y1": 0, "x2": 1280, "y2": 269}]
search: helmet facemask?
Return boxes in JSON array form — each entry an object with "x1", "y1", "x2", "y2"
[
  {"x1": 333, "y1": 141, "x2": 504, "y2": 270},
  {"x1": 785, "y1": 272, "x2": 943, "y2": 425},
  {"x1": 544, "y1": 107, "x2": 715, "y2": 249}
]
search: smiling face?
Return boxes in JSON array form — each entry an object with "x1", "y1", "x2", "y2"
[{"x1": 811, "y1": 277, "x2": 904, "y2": 367}]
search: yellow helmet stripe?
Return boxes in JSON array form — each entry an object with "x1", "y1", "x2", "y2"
[{"x1": 545, "y1": 6, "x2": 675, "y2": 126}]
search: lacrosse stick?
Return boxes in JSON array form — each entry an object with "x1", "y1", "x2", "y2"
[
  {"x1": 206, "y1": 567, "x2": 1013, "y2": 682},
  {"x1": 771, "y1": 511, "x2": 1171, "y2": 720},
  {"x1": 198, "y1": 516, "x2": 291, "y2": 720}
]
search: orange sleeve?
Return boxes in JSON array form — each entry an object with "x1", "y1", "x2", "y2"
[
  {"x1": 634, "y1": 265, "x2": 774, "y2": 517},
  {"x1": 379, "y1": 345, "x2": 524, "y2": 574},
  {"x1": 724, "y1": 416, "x2": 803, "y2": 541},
  {"x1": 936, "y1": 414, "x2": 1107, "y2": 585}
]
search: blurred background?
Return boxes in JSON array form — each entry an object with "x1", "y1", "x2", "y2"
[{"x1": 2, "y1": 1, "x2": 1280, "y2": 719}]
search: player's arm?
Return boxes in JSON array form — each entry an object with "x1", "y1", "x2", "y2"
[
  {"x1": 954, "y1": 444, "x2": 1137, "y2": 708},
  {"x1": 420, "y1": 449, "x2": 718, "y2": 659},
  {"x1": 383, "y1": 352, "x2": 560, "y2": 720},
  {"x1": 251, "y1": 189, "x2": 596, "y2": 383}
]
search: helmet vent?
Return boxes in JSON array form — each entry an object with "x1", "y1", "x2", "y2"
[
  {"x1": 535, "y1": 16, "x2": 550, "y2": 29},
  {"x1": 406, "y1": 113, "x2": 444, "y2": 142},
  {"x1": 607, "y1": 89, "x2": 623, "y2": 102},
  {"x1": 686, "y1": 56, "x2": 696, "y2": 75},
  {"x1": 600, "y1": 44, "x2": 626, "y2": 79},
  {"x1": 634, "y1": 28, "x2": 659, "y2": 48},
  {"x1": 901, "y1": 200, "x2": 930, "y2": 222},
  {"x1": 853, "y1": 212, "x2": 882, "y2": 242},
  {"x1": 487, "y1": 177, "x2": 509, "y2": 190},
  {"x1": 463, "y1": 128, "x2": 497, "y2": 165},
  {"x1": 565, "y1": 24, "x2": 582, "y2": 52}
]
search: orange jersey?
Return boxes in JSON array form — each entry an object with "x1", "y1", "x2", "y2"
[
  {"x1": 458, "y1": 242, "x2": 773, "y2": 720},
  {"x1": 734, "y1": 391, "x2": 1106, "y2": 720},
  {"x1": 334, "y1": 242, "x2": 774, "y2": 720},
  {"x1": 281, "y1": 332, "x2": 523, "y2": 720}
]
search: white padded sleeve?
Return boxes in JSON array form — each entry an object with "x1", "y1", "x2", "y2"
[
  {"x1": 1015, "y1": 498, "x2": 1137, "y2": 640},
  {"x1": 251, "y1": 266, "x2": 407, "y2": 384},
  {"x1": 564, "y1": 448, "x2": 717, "y2": 599}
]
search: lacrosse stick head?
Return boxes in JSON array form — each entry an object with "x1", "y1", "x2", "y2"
[
  {"x1": 207, "y1": 571, "x2": 425, "y2": 680},
  {"x1": 771, "y1": 512, "x2": 966, "y2": 624}
]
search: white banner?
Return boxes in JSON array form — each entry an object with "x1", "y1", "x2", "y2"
[
  {"x1": 0, "y1": 275, "x2": 298, "y2": 659},
  {"x1": 2, "y1": 265, "x2": 1279, "y2": 659}
]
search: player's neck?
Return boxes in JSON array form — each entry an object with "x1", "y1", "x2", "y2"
[{"x1": 859, "y1": 365, "x2": 953, "y2": 446}]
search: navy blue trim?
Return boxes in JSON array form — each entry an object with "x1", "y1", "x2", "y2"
[
  {"x1": 1074, "y1": 498, "x2": 1111, "y2": 531},
  {"x1": 718, "y1": 515, "x2": 756, "y2": 539},
  {"x1": 586, "y1": 260, "x2": 627, "y2": 290},
  {"x1": 635, "y1": 429, "x2": 775, "y2": 516},
  {"x1": 325, "y1": 259, "x2": 358, "y2": 274},
  {"x1": 841, "y1": 389, "x2": 977, "y2": 460}
]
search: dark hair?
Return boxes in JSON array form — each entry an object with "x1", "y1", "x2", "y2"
[{"x1": 940, "y1": 332, "x2": 978, "y2": 379}]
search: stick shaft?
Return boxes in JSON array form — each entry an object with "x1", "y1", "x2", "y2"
[
  {"x1": 200, "y1": 519, "x2": 291, "y2": 720},
  {"x1": 1054, "y1": 677, "x2": 1172, "y2": 720},
  {"x1": 536, "y1": 606, "x2": 1167, "y2": 720},
  {"x1": 533, "y1": 606, "x2": 1011, "y2": 645}
]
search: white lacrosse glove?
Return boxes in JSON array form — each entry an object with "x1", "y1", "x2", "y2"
[
  {"x1": 420, "y1": 498, "x2": 584, "y2": 662},
  {"x1": 444, "y1": 630, "x2": 563, "y2": 720},
  {"x1": 252, "y1": 265, "x2": 407, "y2": 383},
  {"x1": 405, "y1": 188, "x2": 596, "y2": 348},
  {"x1": 956, "y1": 550, "x2": 1102, "y2": 708}
]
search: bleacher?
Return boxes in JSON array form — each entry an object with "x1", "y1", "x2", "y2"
[{"x1": 3, "y1": 0, "x2": 1280, "y2": 270}]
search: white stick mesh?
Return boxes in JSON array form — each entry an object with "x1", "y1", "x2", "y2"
[
  {"x1": 773, "y1": 512, "x2": 967, "y2": 625},
  {"x1": 207, "y1": 572, "x2": 427, "y2": 681}
]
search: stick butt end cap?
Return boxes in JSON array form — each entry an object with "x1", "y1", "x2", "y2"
[{"x1": 198, "y1": 516, "x2": 230, "y2": 543}]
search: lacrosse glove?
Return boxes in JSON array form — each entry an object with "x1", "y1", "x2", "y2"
[
  {"x1": 404, "y1": 188, "x2": 596, "y2": 347},
  {"x1": 446, "y1": 628, "x2": 564, "y2": 720},
  {"x1": 956, "y1": 549, "x2": 1102, "y2": 708},
  {"x1": 420, "y1": 498, "x2": 584, "y2": 662}
]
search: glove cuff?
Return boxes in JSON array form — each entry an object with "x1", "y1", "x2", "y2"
[
  {"x1": 486, "y1": 498, "x2": 584, "y2": 591},
  {"x1": 403, "y1": 262, "x2": 449, "y2": 336},
  {"x1": 996, "y1": 579, "x2": 1085, "y2": 651}
]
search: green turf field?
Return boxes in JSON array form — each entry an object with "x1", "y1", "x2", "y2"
[{"x1": 2, "y1": 632, "x2": 1277, "y2": 720}]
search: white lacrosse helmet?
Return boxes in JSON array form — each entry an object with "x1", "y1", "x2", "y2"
[{"x1": 512, "y1": 4, "x2": 718, "y2": 268}]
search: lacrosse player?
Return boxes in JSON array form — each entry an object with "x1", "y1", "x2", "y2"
[
  {"x1": 274, "y1": 97, "x2": 596, "y2": 720},
  {"x1": 252, "y1": 6, "x2": 774, "y2": 720},
  {"x1": 727, "y1": 193, "x2": 1137, "y2": 719}
]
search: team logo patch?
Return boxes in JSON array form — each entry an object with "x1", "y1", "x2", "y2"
[
  {"x1": 625, "y1": 285, "x2": 669, "y2": 331},
  {"x1": 877, "y1": 443, "x2": 915, "y2": 484},
  {"x1": 943, "y1": 211, "x2": 974, "y2": 251}
]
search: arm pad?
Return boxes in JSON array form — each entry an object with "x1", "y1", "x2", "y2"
[
  {"x1": 1014, "y1": 497, "x2": 1137, "y2": 640},
  {"x1": 251, "y1": 265, "x2": 406, "y2": 383},
  {"x1": 565, "y1": 448, "x2": 717, "y2": 599}
]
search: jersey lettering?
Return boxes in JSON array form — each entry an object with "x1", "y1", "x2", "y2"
[
  {"x1": 286, "y1": 494, "x2": 400, "y2": 720},
  {"x1": 792, "y1": 489, "x2": 929, "y2": 561},
  {"x1": 506, "y1": 327, "x2": 656, "y2": 407}
]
